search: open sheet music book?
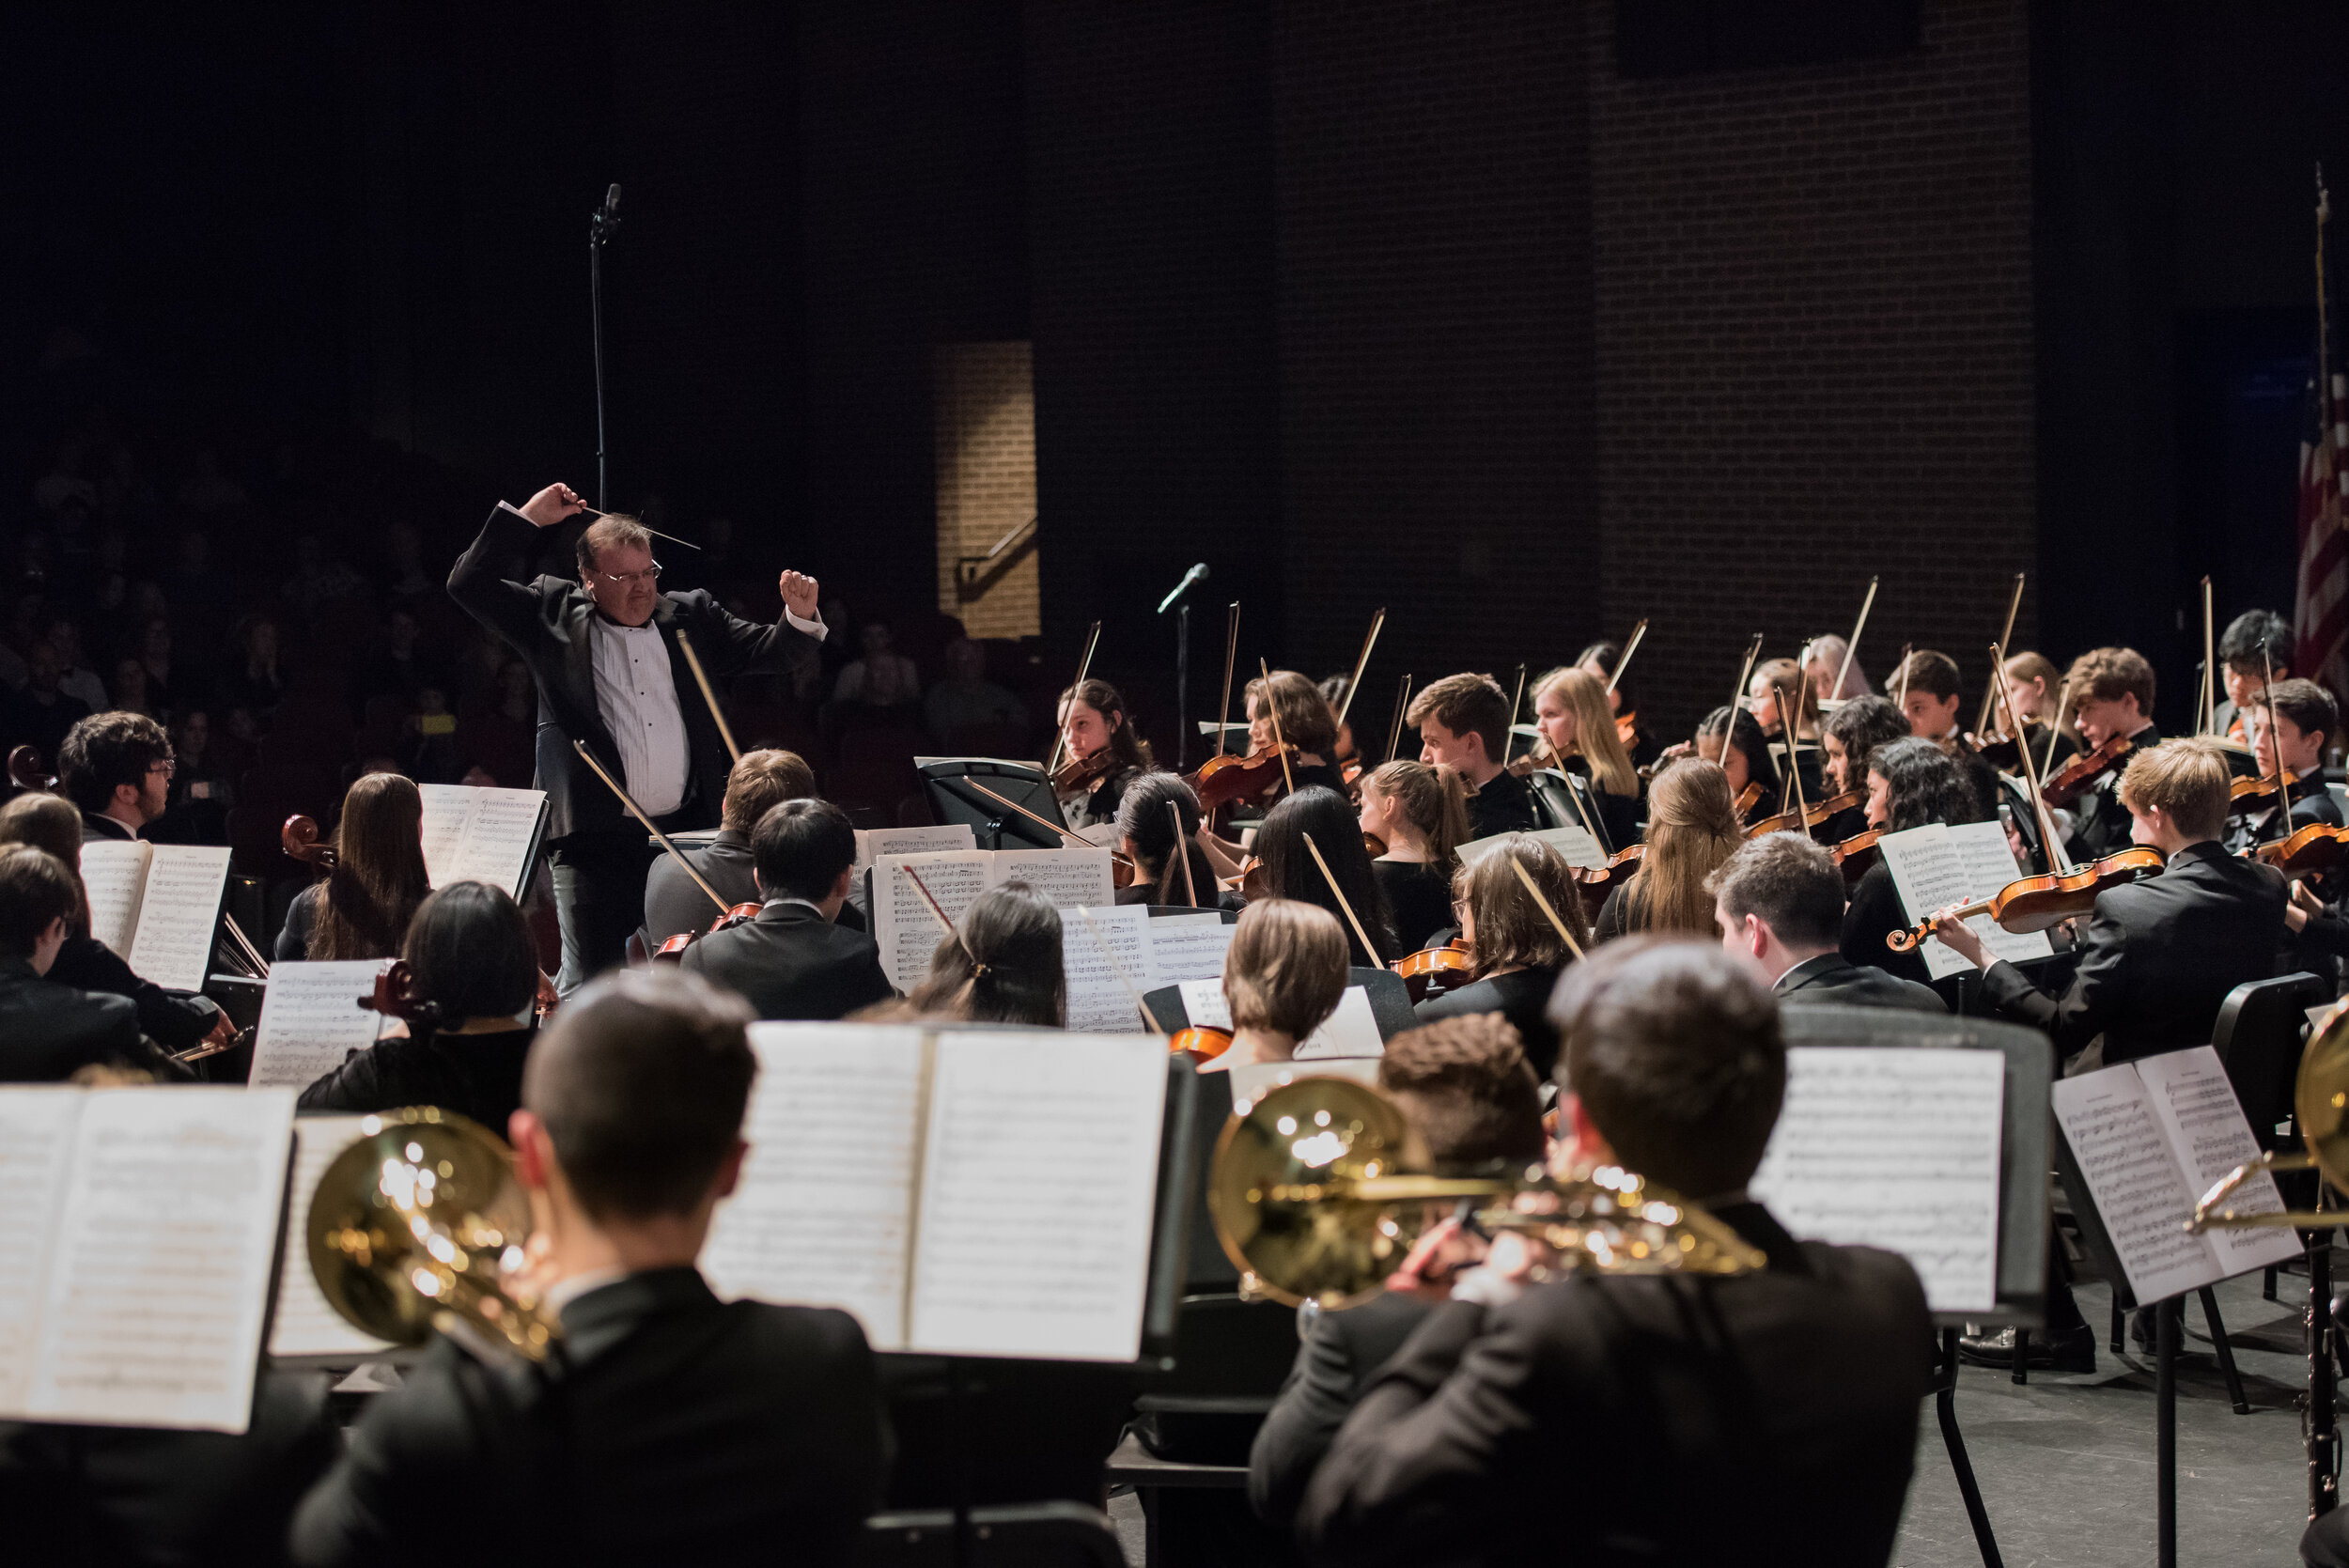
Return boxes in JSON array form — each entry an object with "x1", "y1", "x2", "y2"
[
  {"x1": 0, "y1": 1086, "x2": 295, "y2": 1432},
  {"x1": 246, "y1": 961, "x2": 390, "y2": 1091},
  {"x1": 853, "y1": 823, "x2": 977, "y2": 874},
  {"x1": 1875, "y1": 819, "x2": 2055, "y2": 981},
  {"x1": 703, "y1": 1023, "x2": 1169, "y2": 1360},
  {"x1": 270, "y1": 1116, "x2": 399, "y2": 1359},
  {"x1": 1058, "y1": 907, "x2": 1240, "y2": 1032},
  {"x1": 1456, "y1": 825, "x2": 1607, "y2": 872},
  {"x1": 76, "y1": 842, "x2": 234, "y2": 993},
  {"x1": 1750, "y1": 1047, "x2": 2005, "y2": 1313},
  {"x1": 416, "y1": 784, "x2": 548, "y2": 898},
  {"x1": 1176, "y1": 980, "x2": 1384, "y2": 1060},
  {"x1": 2053, "y1": 1046, "x2": 2302, "y2": 1304},
  {"x1": 871, "y1": 846, "x2": 1117, "y2": 993}
]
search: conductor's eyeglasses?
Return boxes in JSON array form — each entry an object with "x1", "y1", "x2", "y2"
[{"x1": 597, "y1": 561, "x2": 662, "y2": 589}]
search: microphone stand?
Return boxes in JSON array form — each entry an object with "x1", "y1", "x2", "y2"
[
  {"x1": 588, "y1": 188, "x2": 621, "y2": 509},
  {"x1": 1176, "y1": 603, "x2": 1191, "y2": 773}
]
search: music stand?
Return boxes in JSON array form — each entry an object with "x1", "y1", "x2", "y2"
[{"x1": 916, "y1": 757, "x2": 1066, "y2": 852}]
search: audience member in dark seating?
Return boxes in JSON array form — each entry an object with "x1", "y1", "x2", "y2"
[
  {"x1": 300, "y1": 880, "x2": 541, "y2": 1129},
  {"x1": 220, "y1": 615, "x2": 286, "y2": 716},
  {"x1": 42, "y1": 615, "x2": 108, "y2": 714},
  {"x1": 830, "y1": 619, "x2": 920, "y2": 710},
  {"x1": 923, "y1": 635, "x2": 1025, "y2": 740},
  {"x1": 645, "y1": 749, "x2": 819, "y2": 950},
  {"x1": 1712, "y1": 832, "x2": 1944, "y2": 1014},
  {"x1": 1414, "y1": 834, "x2": 1585, "y2": 1079},
  {"x1": 58, "y1": 709, "x2": 174, "y2": 844},
  {"x1": 0, "y1": 846, "x2": 146, "y2": 1080},
  {"x1": 680, "y1": 800, "x2": 893, "y2": 1020},
  {"x1": 148, "y1": 708, "x2": 233, "y2": 846},
  {"x1": 905, "y1": 881, "x2": 1064, "y2": 1027},
  {"x1": 0, "y1": 641, "x2": 90, "y2": 768},
  {"x1": 459, "y1": 659, "x2": 537, "y2": 789},
  {"x1": 278, "y1": 771, "x2": 431, "y2": 961},
  {"x1": 350, "y1": 606, "x2": 450, "y2": 718},
  {"x1": 108, "y1": 656, "x2": 156, "y2": 721}
]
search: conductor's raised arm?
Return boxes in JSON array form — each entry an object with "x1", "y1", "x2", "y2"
[{"x1": 447, "y1": 482, "x2": 587, "y2": 644}]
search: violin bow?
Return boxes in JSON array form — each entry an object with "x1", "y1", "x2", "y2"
[
  {"x1": 2200, "y1": 576, "x2": 2217, "y2": 737},
  {"x1": 1169, "y1": 800, "x2": 1198, "y2": 907},
  {"x1": 1506, "y1": 853, "x2": 1586, "y2": 961},
  {"x1": 570, "y1": 739, "x2": 730, "y2": 912},
  {"x1": 2263, "y1": 646, "x2": 2287, "y2": 802},
  {"x1": 2044, "y1": 673, "x2": 2076, "y2": 778},
  {"x1": 1044, "y1": 620, "x2": 1103, "y2": 778},
  {"x1": 957, "y1": 776, "x2": 1137, "y2": 872},
  {"x1": 1215, "y1": 602, "x2": 1241, "y2": 761},
  {"x1": 1333, "y1": 608, "x2": 1387, "y2": 730},
  {"x1": 1973, "y1": 573, "x2": 2025, "y2": 739},
  {"x1": 1606, "y1": 619, "x2": 1649, "y2": 696},
  {"x1": 1893, "y1": 643, "x2": 1914, "y2": 713},
  {"x1": 1260, "y1": 659, "x2": 1297, "y2": 795},
  {"x1": 1993, "y1": 642, "x2": 2073, "y2": 875},
  {"x1": 1730, "y1": 634, "x2": 1764, "y2": 722},
  {"x1": 1775, "y1": 682, "x2": 1808, "y2": 828},
  {"x1": 1504, "y1": 663, "x2": 1528, "y2": 767},
  {"x1": 1834, "y1": 577, "x2": 1878, "y2": 701},
  {"x1": 672, "y1": 629, "x2": 742, "y2": 766},
  {"x1": 1299, "y1": 831, "x2": 1382, "y2": 967},
  {"x1": 1384, "y1": 674, "x2": 1412, "y2": 764}
]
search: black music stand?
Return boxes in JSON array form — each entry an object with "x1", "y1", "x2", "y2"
[
  {"x1": 1778, "y1": 1005, "x2": 2056, "y2": 1568},
  {"x1": 916, "y1": 758, "x2": 1066, "y2": 852}
]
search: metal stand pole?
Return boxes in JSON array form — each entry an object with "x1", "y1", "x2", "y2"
[
  {"x1": 1175, "y1": 603, "x2": 1191, "y2": 773},
  {"x1": 1934, "y1": 1328, "x2": 2005, "y2": 1568},
  {"x1": 2311, "y1": 1234, "x2": 2340, "y2": 1519},
  {"x1": 2157, "y1": 1296, "x2": 2180, "y2": 1568},
  {"x1": 588, "y1": 185, "x2": 621, "y2": 509}
]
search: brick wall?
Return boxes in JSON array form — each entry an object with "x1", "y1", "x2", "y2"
[
  {"x1": 933, "y1": 341, "x2": 1041, "y2": 639},
  {"x1": 1591, "y1": 0, "x2": 2036, "y2": 741}
]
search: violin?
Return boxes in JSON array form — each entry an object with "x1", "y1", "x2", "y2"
[
  {"x1": 1829, "y1": 826, "x2": 1884, "y2": 884},
  {"x1": 1170, "y1": 1025, "x2": 1233, "y2": 1062},
  {"x1": 1615, "y1": 710, "x2": 1640, "y2": 748},
  {"x1": 358, "y1": 959, "x2": 443, "y2": 1027},
  {"x1": 8, "y1": 745, "x2": 54, "y2": 794},
  {"x1": 1050, "y1": 747, "x2": 1117, "y2": 797},
  {"x1": 2254, "y1": 821, "x2": 2349, "y2": 881},
  {"x1": 1732, "y1": 781, "x2": 1765, "y2": 822},
  {"x1": 1391, "y1": 939, "x2": 1474, "y2": 1003},
  {"x1": 2038, "y1": 735, "x2": 2132, "y2": 809},
  {"x1": 1361, "y1": 831, "x2": 1388, "y2": 859},
  {"x1": 652, "y1": 901, "x2": 766, "y2": 962},
  {"x1": 282, "y1": 814, "x2": 335, "y2": 871},
  {"x1": 1743, "y1": 789, "x2": 1860, "y2": 844},
  {"x1": 1569, "y1": 843, "x2": 1645, "y2": 922},
  {"x1": 1884, "y1": 846, "x2": 2164, "y2": 952},
  {"x1": 1189, "y1": 744, "x2": 1298, "y2": 815},
  {"x1": 2226, "y1": 768, "x2": 2299, "y2": 815}
]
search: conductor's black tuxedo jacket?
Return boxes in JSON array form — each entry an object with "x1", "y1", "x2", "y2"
[
  {"x1": 1295, "y1": 1203, "x2": 1933, "y2": 1568},
  {"x1": 679, "y1": 900, "x2": 894, "y2": 1020},
  {"x1": 1980, "y1": 838, "x2": 2285, "y2": 1065},
  {"x1": 289, "y1": 1267, "x2": 888, "y2": 1568},
  {"x1": 447, "y1": 503, "x2": 821, "y2": 844}
]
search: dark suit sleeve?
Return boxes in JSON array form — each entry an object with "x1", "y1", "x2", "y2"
[
  {"x1": 446, "y1": 504, "x2": 552, "y2": 654},
  {"x1": 54, "y1": 937, "x2": 221, "y2": 1049},
  {"x1": 1251, "y1": 1310, "x2": 1364, "y2": 1529},
  {"x1": 679, "y1": 591, "x2": 820, "y2": 683},
  {"x1": 288, "y1": 1345, "x2": 492, "y2": 1566},
  {"x1": 1980, "y1": 907, "x2": 2127, "y2": 1060},
  {"x1": 2300, "y1": 909, "x2": 2349, "y2": 959},
  {"x1": 296, "y1": 1046, "x2": 388, "y2": 1114}
]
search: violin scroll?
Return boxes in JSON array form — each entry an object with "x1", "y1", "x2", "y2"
[{"x1": 282, "y1": 815, "x2": 336, "y2": 871}]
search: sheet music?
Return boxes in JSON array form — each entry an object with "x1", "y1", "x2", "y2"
[
  {"x1": 249, "y1": 962, "x2": 387, "y2": 1091},
  {"x1": 1944, "y1": 820, "x2": 2054, "y2": 967},
  {"x1": 705, "y1": 1025, "x2": 927, "y2": 1350},
  {"x1": 1145, "y1": 915, "x2": 1236, "y2": 985},
  {"x1": 77, "y1": 840, "x2": 150, "y2": 956},
  {"x1": 415, "y1": 785, "x2": 476, "y2": 884},
  {"x1": 1877, "y1": 823, "x2": 2050, "y2": 981},
  {"x1": 123, "y1": 846, "x2": 232, "y2": 993},
  {"x1": 2133, "y1": 1048, "x2": 2303, "y2": 1277},
  {"x1": 991, "y1": 847, "x2": 1116, "y2": 909},
  {"x1": 1749, "y1": 1048, "x2": 2004, "y2": 1312},
  {"x1": 1176, "y1": 979, "x2": 1233, "y2": 1031},
  {"x1": 1062, "y1": 906, "x2": 1155, "y2": 1033},
  {"x1": 873, "y1": 853, "x2": 993, "y2": 994},
  {"x1": 270, "y1": 1117, "x2": 396, "y2": 1358},
  {"x1": 853, "y1": 823, "x2": 976, "y2": 875},
  {"x1": 439, "y1": 788, "x2": 547, "y2": 895},
  {"x1": 1226, "y1": 1056, "x2": 1383, "y2": 1106},
  {"x1": 2053, "y1": 1065, "x2": 2218, "y2": 1303},
  {"x1": 909, "y1": 1032, "x2": 1166, "y2": 1359},
  {"x1": 0, "y1": 1091, "x2": 84, "y2": 1414},
  {"x1": 1295, "y1": 987, "x2": 1385, "y2": 1060},
  {"x1": 23, "y1": 1088, "x2": 295, "y2": 1432},
  {"x1": 1456, "y1": 826, "x2": 1607, "y2": 872}
]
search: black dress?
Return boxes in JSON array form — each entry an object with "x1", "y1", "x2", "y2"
[
  {"x1": 1413, "y1": 966, "x2": 1566, "y2": 1079},
  {"x1": 1063, "y1": 762, "x2": 1143, "y2": 831},
  {"x1": 1375, "y1": 860, "x2": 1456, "y2": 955},
  {"x1": 297, "y1": 1022, "x2": 538, "y2": 1133},
  {"x1": 1839, "y1": 861, "x2": 1934, "y2": 989}
]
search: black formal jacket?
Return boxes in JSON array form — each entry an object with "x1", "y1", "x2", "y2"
[
  {"x1": 1413, "y1": 966, "x2": 1566, "y2": 1079},
  {"x1": 2067, "y1": 722, "x2": 2161, "y2": 860},
  {"x1": 80, "y1": 811, "x2": 136, "y2": 845},
  {"x1": 288, "y1": 1267, "x2": 888, "y2": 1568},
  {"x1": 49, "y1": 932, "x2": 222, "y2": 1051},
  {"x1": 679, "y1": 901, "x2": 895, "y2": 1020},
  {"x1": 1464, "y1": 769, "x2": 1539, "y2": 843},
  {"x1": 1250, "y1": 1292, "x2": 1434, "y2": 1529},
  {"x1": 446, "y1": 503, "x2": 821, "y2": 845},
  {"x1": 642, "y1": 828, "x2": 760, "y2": 949},
  {"x1": 1980, "y1": 839, "x2": 2285, "y2": 1065},
  {"x1": 1294, "y1": 1203, "x2": 1933, "y2": 1568},
  {"x1": 297, "y1": 1022, "x2": 538, "y2": 1133},
  {"x1": 1774, "y1": 953, "x2": 1947, "y2": 1014},
  {"x1": 0, "y1": 955, "x2": 146, "y2": 1081}
]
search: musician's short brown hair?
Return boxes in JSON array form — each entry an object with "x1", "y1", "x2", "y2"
[
  {"x1": 2118, "y1": 737, "x2": 2232, "y2": 841},
  {"x1": 2257, "y1": 678, "x2": 2338, "y2": 750},
  {"x1": 722, "y1": 749, "x2": 817, "y2": 833},
  {"x1": 0, "y1": 846, "x2": 84, "y2": 957},
  {"x1": 576, "y1": 513, "x2": 653, "y2": 578},
  {"x1": 1223, "y1": 898, "x2": 1348, "y2": 1040},
  {"x1": 1453, "y1": 834, "x2": 1585, "y2": 975},
  {"x1": 2065, "y1": 646, "x2": 2156, "y2": 718},
  {"x1": 1377, "y1": 1014, "x2": 1547, "y2": 1175},
  {"x1": 1407, "y1": 673, "x2": 1512, "y2": 766},
  {"x1": 1893, "y1": 649, "x2": 1963, "y2": 704},
  {"x1": 1244, "y1": 669, "x2": 1338, "y2": 758}
]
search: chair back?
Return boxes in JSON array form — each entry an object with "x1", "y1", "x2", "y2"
[
  {"x1": 860, "y1": 1502, "x2": 1125, "y2": 1568},
  {"x1": 2213, "y1": 971, "x2": 2333, "y2": 1153}
]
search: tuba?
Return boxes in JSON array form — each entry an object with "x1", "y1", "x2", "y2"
[
  {"x1": 307, "y1": 1106, "x2": 559, "y2": 1360},
  {"x1": 1208, "y1": 1078, "x2": 1767, "y2": 1310}
]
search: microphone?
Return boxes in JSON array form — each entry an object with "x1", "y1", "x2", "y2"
[
  {"x1": 603, "y1": 183, "x2": 623, "y2": 220},
  {"x1": 1158, "y1": 562, "x2": 1210, "y2": 615}
]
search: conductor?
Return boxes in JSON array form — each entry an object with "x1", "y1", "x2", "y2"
[{"x1": 449, "y1": 483, "x2": 827, "y2": 991}]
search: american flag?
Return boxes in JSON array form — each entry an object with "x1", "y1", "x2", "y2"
[{"x1": 2295, "y1": 369, "x2": 2347, "y2": 703}]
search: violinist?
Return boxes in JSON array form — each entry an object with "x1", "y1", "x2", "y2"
[
  {"x1": 1688, "y1": 706, "x2": 1781, "y2": 814},
  {"x1": 2213, "y1": 609, "x2": 2294, "y2": 742},
  {"x1": 1749, "y1": 658, "x2": 1825, "y2": 800},
  {"x1": 1574, "y1": 639, "x2": 1660, "y2": 769},
  {"x1": 2061, "y1": 646, "x2": 2161, "y2": 858},
  {"x1": 1112, "y1": 773, "x2": 1222, "y2": 908},
  {"x1": 1053, "y1": 678, "x2": 1150, "y2": 830},
  {"x1": 1317, "y1": 673, "x2": 1361, "y2": 780},
  {"x1": 1249, "y1": 669, "x2": 1348, "y2": 800},
  {"x1": 277, "y1": 770, "x2": 431, "y2": 962},
  {"x1": 1799, "y1": 633, "x2": 1872, "y2": 703},
  {"x1": 1397, "y1": 673, "x2": 1534, "y2": 846},
  {"x1": 1838, "y1": 737, "x2": 1983, "y2": 991},
  {"x1": 903, "y1": 882, "x2": 1067, "y2": 1028},
  {"x1": 643, "y1": 748, "x2": 831, "y2": 953},
  {"x1": 1252, "y1": 784, "x2": 1400, "y2": 967},
  {"x1": 1817, "y1": 695, "x2": 1908, "y2": 844},
  {"x1": 295, "y1": 881, "x2": 542, "y2": 1129},
  {"x1": 678, "y1": 800, "x2": 893, "y2": 1020},
  {"x1": 1889, "y1": 648, "x2": 2001, "y2": 825},
  {"x1": 1358, "y1": 760, "x2": 1470, "y2": 953},
  {"x1": 1412, "y1": 834, "x2": 1585, "y2": 1078},
  {"x1": 1191, "y1": 899, "x2": 1349, "y2": 1076},
  {"x1": 1591, "y1": 759, "x2": 1741, "y2": 943},
  {"x1": 2226, "y1": 679, "x2": 2343, "y2": 850},
  {"x1": 1529, "y1": 666, "x2": 1641, "y2": 851},
  {"x1": 1996, "y1": 651, "x2": 2080, "y2": 770}
]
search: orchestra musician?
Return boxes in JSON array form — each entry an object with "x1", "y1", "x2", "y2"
[
  {"x1": 1294, "y1": 939, "x2": 1933, "y2": 1568},
  {"x1": 1996, "y1": 650, "x2": 2081, "y2": 769},
  {"x1": 902, "y1": 881, "x2": 1067, "y2": 1027},
  {"x1": 1817, "y1": 695, "x2": 1909, "y2": 843},
  {"x1": 678, "y1": 800, "x2": 894, "y2": 1021},
  {"x1": 1249, "y1": 1013, "x2": 1548, "y2": 1530},
  {"x1": 1888, "y1": 648, "x2": 2001, "y2": 826},
  {"x1": 2061, "y1": 646, "x2": 2162, "y2": 859},
  {"x1": 1712, "y1": 833, "x2": 1944, "y2": 1013},
  {"x1": 1688, "y1": 706, "x2": 1781, "y2": 809},
  {"x1": 1799, "y1": 632, "x2": 1872, "y2": 702},
  {"x1": 1317, "y1": 673, "x2": 1361, "y2": 778},
  {"x1": 0, "y1": 845, "x2": 147, "y2": 1079},
  {"x1": 288, "y1": 968, "x2": 889, "y2": 1565},
  {"x1": 1053, "y1": 677, "x2": 1150, "y2": 830},
  {"x1": 297, "y1": 881, "x2": 542, "y2": 1128},
  {"x1": 1528, "y1": 665, "x2": 1641, "y2": 851},
  {"x1": 1412, "y1": 834, "x2": 1585, "y2": 1077},
  {"x1": 277, "y1": 770, "x2": 431, "y2": 961},
  {"x1": 447, "y1": 483, "x2": 827, "y2": 995},
  {"x1": 1408, "y1": 674, "x2": 1539, "y2": 841},
  {"x1": 1250, "y1": 785, "x2": 1399, "y2": 967},
  {"x1": 1591, "y1": 759, "x2": 1741, "y2": 942},
  {"x1": 1749, "y1": 656, "x2": 1825, "y2": 800},
  {"x1": 1112, "y1": 772, "x2": 1222, "y2": 908},
  {"x1": 1191, "y1": 898, "x2": 1349, "y2": 1075},
  {"x1": 1838, "y1": 737, "x2": 1983, "y2": 992},
  {"x1": 1249, "y1": 668, "x2": 1349, "y2": 799},
  {"x1": 2212, "y1": 609, "x2": 2294, "y2": 741},
  {"x1": 2224, "y1": 677, "x2": 2343, "y2": 855},
  {"x1": 1573, "y1": 639, "x2": 1660, "y2": 768},
  {"x1": 643, "y1": 748, "x2": 840, "y2": 953},
  {"x1": 56, "y1": 709, "x2": 173, "y2": 845},
  {"x1": 1357, "y1": 760, "x2": 1470, "y2": 953}
]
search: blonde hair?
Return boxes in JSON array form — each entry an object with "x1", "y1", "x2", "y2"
[
  {"x1": 1533, "y1": 666, "x2": 1637, "y2": 798},
  {"x1": 721, "y1": 749, "x2": 817, "y2": 832},
  {"x1": 1363, "y1": 760, "x2": 1471, "y2": 869},
  {"x1": 1750, "y1": 658, "x2": 1820, "y2": 738},
  {"x1": 2118, "y1": 738, "x2": 2232, "y2": 842},
  {"x1": 1454, "y1": 835, "x2": 1586, "y2": 976},
  {"x1": 1624, "y1": 760, "x2": 1743, "y2": 936},
  {"x1": 1223, "y1": 899, "x2": 1349, "y2": 1039},
  {"x1": 2000, "y1": 651, "x2": 2073, "y2": 737}
]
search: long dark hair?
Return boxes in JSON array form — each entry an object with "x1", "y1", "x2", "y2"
[
  {"x1": 1059, "y1": 678, "x2": 1151, "y2": 771},
  {"x1": 405, "y1": 881, "x2": 537, "y2": 1022},
  {"x1": 1252, "y1": 784, "x2": 1396, "y2": 966},
  {"x1": 1871, "y1": 737, "x2": 1983, "y2": 831},
  {"x1": 311, "y1": 772, "x2": 431, "y2": 961},
  {"x1": 1695, "y1": 706, "x2": 1781, "y2": 803},
  {"x1": 910, "y1": 880, "x2": 1066, "y2": 1027},
  {"x1": 1113, "y1": 772, "x2": 1216, "y2": 906}
]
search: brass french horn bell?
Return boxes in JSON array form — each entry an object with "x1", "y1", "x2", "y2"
[
  {"x1": 308, "y1": 1107, "x2": 558, "y2": 1360},
  {"x1": 1208, "y1": 1079, "x2": 1767, "y2": 1310},
  {"x1": 2187, "y1": 997, "x2": 2349, "y2": 1233}
]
